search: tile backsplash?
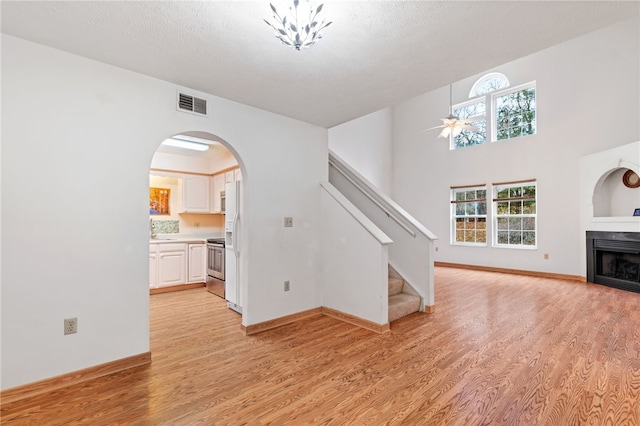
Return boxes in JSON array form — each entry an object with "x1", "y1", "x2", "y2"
[{"x1": 151, "y1": 220, "x2": 179, "y2": 234}]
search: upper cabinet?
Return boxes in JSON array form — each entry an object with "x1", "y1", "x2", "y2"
[
  {"x1": 182, "y1": 175, "x2": 210, "y2": 213},
  {"x1": 225, "y1": 171, "x2": 234, "y2": 184},
  {"x1": 211, "y1": 173, "x2": 225, "y2": 214},
  {"x1": 151, "y1": 167, "x2": 240, "y2": 215},
  {"x1": 211, "y1": 168, "x2": 240, "y2": 214}
]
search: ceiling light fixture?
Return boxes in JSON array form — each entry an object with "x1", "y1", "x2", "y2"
[
  {"x1": 161, "y1": 137, "x2": 209, "y2": 152},
  {"x1": 264, "y1": 0, "x2": 332, "y2": 51}
]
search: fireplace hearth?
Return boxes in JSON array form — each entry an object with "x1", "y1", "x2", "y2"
[{"x1": 587, "y1": 231, "x2": 640, "y2": 293}]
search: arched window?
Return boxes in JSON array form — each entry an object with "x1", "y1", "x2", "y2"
[
  {"x1": 451, "y1": 72, "x2": 536, "y2": 149},
  {"x1": 469, "y1": 73, "x2": 510, "y2": 97}
]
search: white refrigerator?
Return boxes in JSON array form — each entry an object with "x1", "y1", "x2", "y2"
[{"x1": 224, "y1": 179, "x2": 242, "y2": 313}]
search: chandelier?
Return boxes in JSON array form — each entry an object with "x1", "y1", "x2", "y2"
[{"x1": 264, "y1": 0, "x2": 332, "y2": 51}]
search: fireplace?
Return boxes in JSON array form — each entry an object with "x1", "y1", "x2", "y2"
[{"x1": 586, "y1": 231, "x2": 640, "y2": 293}]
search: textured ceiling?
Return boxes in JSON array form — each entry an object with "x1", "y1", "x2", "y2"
[{"x1": 2, "y1": 1, "x2": 638, "y2": 128}]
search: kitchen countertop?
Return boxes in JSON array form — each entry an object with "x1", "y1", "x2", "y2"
[{"x1": 149, "y1": 236, "x2": 208, "y2": 244}]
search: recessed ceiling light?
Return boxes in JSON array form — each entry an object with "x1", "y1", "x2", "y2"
[{"x1": 161, "y1": 136, "x2": 210, "y2": 152}]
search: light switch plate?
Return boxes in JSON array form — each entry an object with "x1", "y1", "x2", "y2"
[{"x1": 284, "y1": 217, "x2": 293, "y2": 227}]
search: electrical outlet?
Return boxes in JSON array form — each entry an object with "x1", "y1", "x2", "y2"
[
  {"x1": 284, "y1": 280, "x2": 290, "y2": 292},
  {"x1": 284, "y1": 217, "x2": 293, "y2": 228},
  {"x1": 194, "y1": 222, "x2": 200, "y2": 228},
  {"x1": 544, "y1": 253, "x2": 549, "y2": 260},
  {"x1": 64, "y1": 317, "x2": 77, "y2": 335}
]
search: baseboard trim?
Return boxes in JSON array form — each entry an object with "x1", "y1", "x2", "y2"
[
  {"x1": 435, "y1": 262, "x2": 586, "y2": 282},
  {"x1": 150, "y1": 282, "x2": 205, "y2": 295},
  {"x1": 0, "y1": 351, "x2": 151, "y2": 406},
  {"x1": 321, "y1": 307, "x2": 390, "y2": 334},
  {"x1": 242, "y1": 306, "x2": 391, "y2": 336},
  {"x1": 242, "y1": 307, "x2": 323, "y2": 335}
]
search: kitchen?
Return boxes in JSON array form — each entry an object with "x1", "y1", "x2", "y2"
[{"x1": 149, "y1": 133, "x2": 243, "y2": 313}]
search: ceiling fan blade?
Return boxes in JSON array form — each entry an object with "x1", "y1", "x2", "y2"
[
  {"x1": 460, "y1": 115, "x2": 484, "y2": 123},
  {"x1": 438, "y1": 127, "x2": 451, "y2": 138},
  {"x1": 460, "y1": 124, "x2": 479, "y2": 131},
  {"x1": 423, "y1": 125, "x2": 445, "y2": 131}
]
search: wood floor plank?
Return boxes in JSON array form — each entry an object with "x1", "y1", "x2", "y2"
[{"x1": 2, "y1": 267, "x2": 640, "y2": 425}]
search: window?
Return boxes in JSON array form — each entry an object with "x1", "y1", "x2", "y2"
[
  {"x1": 451, "y1": 186, "x2": 487, "y2": 245},
  {"x1": 451, "y1": 73, "x2": 536, "y2": 149},
  {"x1": 494, "y1": 85, "x2": 536, "y2": 141},
  {"x1": 452, "y1": 100, "x2": 486, "y2": 149},
  {"x1": 469, "y1": 72, "x2": 510, "y2": 97},
  {"x1": 493, "y1": 180, "x2": 537, "y2": 248}
]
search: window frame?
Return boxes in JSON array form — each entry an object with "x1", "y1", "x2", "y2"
[
  {"x1": 492, "y1": 180, "x2": 537, "y2": 250},
  {"x1": 451, "y1": 185, "x2": 488, "y2": 247}
]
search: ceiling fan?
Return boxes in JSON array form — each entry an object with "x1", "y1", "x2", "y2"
[{"x1": 425, "y1": 84, "x2": 479, "y2": 138}]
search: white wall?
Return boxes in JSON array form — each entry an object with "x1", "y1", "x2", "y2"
[
  {"x1": 390, "y1": 19, "x2": 639, "y2": 277},
  {"x1": 1, "y1": 35, "x2": 327, "y2": 389},
  {"x1": 328, "y1": 108, "x2": 393, "y2": 194}
]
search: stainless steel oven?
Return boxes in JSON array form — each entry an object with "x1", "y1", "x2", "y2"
[{"x1": 206, "y1": 239, "x2": 225, "y2": 298}]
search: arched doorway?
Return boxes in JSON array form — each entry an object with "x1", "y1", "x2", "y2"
[{"x1": 148, "y1": 130, "x2": 247, "y2": 320}]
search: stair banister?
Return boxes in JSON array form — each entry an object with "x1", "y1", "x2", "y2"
[
  {"x1": 329, "y1": 150, "x2": 437, "y2": 241},
  {"x1": 329, "y1": 161, "x2": 416, "y2": 237}
]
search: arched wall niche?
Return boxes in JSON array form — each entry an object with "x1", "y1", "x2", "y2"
[{"x1": 592, "y1": 161, "x2": 640, "y2": 217}]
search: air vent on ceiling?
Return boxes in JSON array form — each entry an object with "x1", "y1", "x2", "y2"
[{"x1": 177, "y1": 92, "x2": 207, "y2": 116}]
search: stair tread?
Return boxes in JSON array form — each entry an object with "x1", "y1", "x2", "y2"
[
  {"x1": 389, "y1": 292, "x2": 421, "y2": 303},
  {"x1": 388, "y1": 292, "x2": 421, "y2": 322}
]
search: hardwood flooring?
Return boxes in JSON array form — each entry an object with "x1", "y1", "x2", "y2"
[{"x1": 3, "y1": 267, "x2": 640, "y2": 425}]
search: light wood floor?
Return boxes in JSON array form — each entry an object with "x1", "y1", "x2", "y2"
[{"x1": 3, "y1": 267, "x2": 640, "y2": 425}]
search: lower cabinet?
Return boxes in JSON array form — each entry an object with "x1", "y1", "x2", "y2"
[
  {"x1": 150, "y1": 242, "x2": 206, "y2": 289},
  {"x1": 158, "y1": 247, "x2": 186, "y2": 287},
  {"x1": 187, "y1": 243, "x2": 206, "y2": 283}
]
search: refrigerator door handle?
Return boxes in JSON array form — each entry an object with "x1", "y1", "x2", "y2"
[{"x1": 233, "y1": 212, "x2": 240, "y2": 257}]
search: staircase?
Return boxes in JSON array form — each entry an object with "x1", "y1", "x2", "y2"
[
  {"x1": 326, "y1": 151, "x2": 437, "y2": 326},
  {"x1": 388, "y1": 270, "x2": 422, "y2": 322}
]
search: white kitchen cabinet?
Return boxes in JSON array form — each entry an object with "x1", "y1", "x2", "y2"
[
  {"x1": 210, "y1": 173, "x2": 225, "y2": 213},
  {"x1": 234, "y1": 168, "x2": 242, "y2": 182},
  {"x1": 149, "y1": 244, "x2": 158, "y2": 288},
  {"x1": 157, "y1": 243, "x2": 187, "y2": 287},
  {"x1": 225, "y1": 171, "x2": 234, "y2": 184},
  {"x1": 182, "y1": 175, "x2": 210, "y2": 213},
  {"x1": 187, "y1": 243, "x2": 206, "y2": 283}
]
